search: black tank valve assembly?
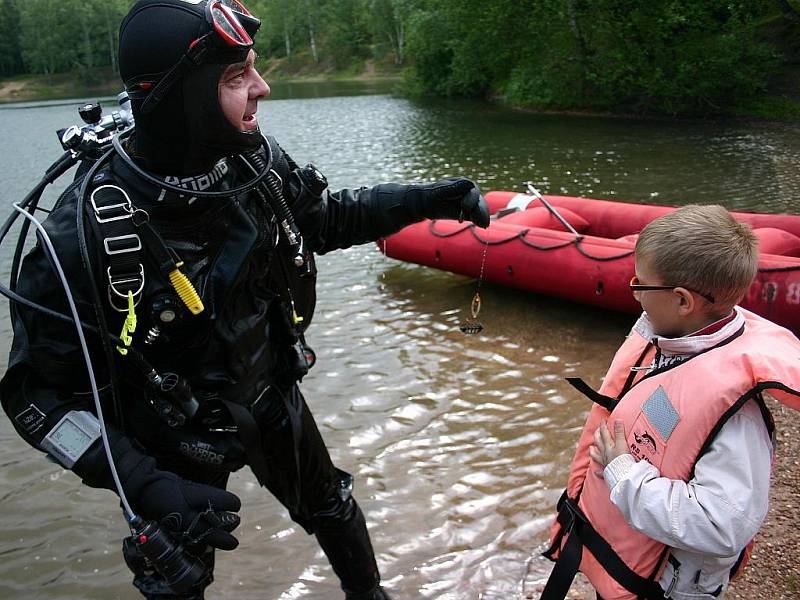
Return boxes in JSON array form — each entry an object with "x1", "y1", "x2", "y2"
[
  {"x1": 146, "y1": 370, "x2": 200, "y2": 427},
  {"x1": 78, "y1": 102, "x2": 103, "y2": 125},
  {"x1": 128, "y1": 517, "x2": 210, "y2": 594}
]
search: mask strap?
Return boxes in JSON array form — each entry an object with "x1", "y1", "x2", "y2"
[{"x1": 139, "y1": 38, "x2": 211, "y2": 116}]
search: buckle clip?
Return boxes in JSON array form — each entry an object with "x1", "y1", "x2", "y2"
[
  {"x1": 107, "y1": 265, "x2": 145, "y2": 312},
  {"x1": 103, "y1": 233, "x2": 142, "y2": 255},
  {"x1": 90, "y1": 185, "x2": 134, "y2": 223}
]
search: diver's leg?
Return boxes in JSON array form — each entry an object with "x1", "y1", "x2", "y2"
[
  {"x1": 257, "y1": 384, "x2": 391, "y2": 599},
  {"x1": 312, "y1": 492, "x2": 392, "y2": 600}
]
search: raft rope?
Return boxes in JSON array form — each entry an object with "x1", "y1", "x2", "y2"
[
  {"x1": 427, "y1": 220, "x2": 800, "y2": 273},
  {"x1": 428, "y1": 220, "x2": 635, "y2": 262}
]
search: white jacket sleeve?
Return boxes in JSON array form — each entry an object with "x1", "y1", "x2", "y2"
[{"x1": 603, "y1": 400, "x2": 773, "y2": 557}]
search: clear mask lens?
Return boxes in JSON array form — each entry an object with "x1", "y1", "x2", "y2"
[{"x1": 210, "y1": 2, "x2": 252, "y2": 46}]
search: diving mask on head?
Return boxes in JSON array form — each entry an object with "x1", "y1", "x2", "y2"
[
  {"x1": 127, "y1": 0, "x2": 260, "y2": 116},
  {"x1": 119, "y1": 0, "x2": 265, "y2": 174}
]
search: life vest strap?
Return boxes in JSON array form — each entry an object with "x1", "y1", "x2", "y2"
[
  {"x1": 540, "y1": 493, "x2": 585, "y2": 599},
  {"x1": 541, "y1": 494, "x2": 667, "y2": 600},
  {"x1": 565, "y1": 377, "x2": 619, "y2": 411}
]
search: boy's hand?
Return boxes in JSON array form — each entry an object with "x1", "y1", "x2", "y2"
[{"x1": 589, "y1": 420, "x2": 630, "y2": 477}]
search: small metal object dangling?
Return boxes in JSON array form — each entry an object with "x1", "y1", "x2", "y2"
[
  {"x1": 459, "y1": 292, "x2": 483, "y2": 334},
  {"x1": 460, "y1": 239, "x2": 489, "y2": 335}
]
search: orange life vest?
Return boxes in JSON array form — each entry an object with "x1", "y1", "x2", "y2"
[{"x1": 541, "y1": 309, "x2": 800, "y2": 600}]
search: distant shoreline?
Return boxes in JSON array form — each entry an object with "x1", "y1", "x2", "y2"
[
  {"x1": 3, "y1": 65, "x2": 798, "y2": 122},
  {"x1": 0, "y1": 75, "x2": 402, "y2": 106}
]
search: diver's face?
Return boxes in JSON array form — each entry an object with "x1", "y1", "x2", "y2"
[{"x1": 218, "y1": 50, "x2": 270, "y2": 132}]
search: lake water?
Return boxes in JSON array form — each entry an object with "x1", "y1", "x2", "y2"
[{"x1": 0, "y1": 82, "x2": 798, "y2": 599}]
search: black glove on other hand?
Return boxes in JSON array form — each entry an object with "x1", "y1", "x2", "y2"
[
  {"x1": 73, "y1": 431, "x2": 241, "y2": 550},
  {"x1": 404, "y1": 177, "x2": 490, "y2": 228},
  {"x1": 133, "y1": 472, "x2": 242, "y2": 550}
]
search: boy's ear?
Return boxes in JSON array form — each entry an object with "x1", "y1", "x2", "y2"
[{"x1": 674, "y1": 287, "x2": 696, "y2": 315}]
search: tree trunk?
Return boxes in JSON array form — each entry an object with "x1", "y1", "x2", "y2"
[
  {"x1": 566, "y1": 0, "x2": 589, "y2": 94},
  {"x1": 308, "y1": 17, "x2": 318, "y2": 63},
  {"x1": 82, "y1": 19, "x2": 93, "y2": 69},
  {"x1": 395, "y1": 20, "x2": 404, "y2": 65},
  {"x1": 104, "y1": 8, "x2": 117, "y2": 73},
  {"x1": 283, "y1": 20, "x2": 291, "y2": 58}
]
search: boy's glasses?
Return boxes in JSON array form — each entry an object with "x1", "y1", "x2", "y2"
[{"x1": 629, "y1": 276, "x2": 715, "y2": 304}]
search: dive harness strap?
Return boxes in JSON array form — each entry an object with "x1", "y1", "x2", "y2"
[
  {"x1": 541, "y1": 492, "x2": 667, "y2": 600},
  {"x1": 222, "y1": 386, "x2": 304, "y2": 509},
  {"x1": 88, "y1": 180, "x2": 204, "y2": 315},
  {"x1": 87, "y1": 184, "x2": 145, "y2": 312},
  {"x1": 221, "y1": 399, "x2": 271, "y2": 487}
]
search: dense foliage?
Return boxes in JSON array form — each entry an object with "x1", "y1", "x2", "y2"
[
  {"x1": 407, "y1": 0, "x2": 793, "y2": 114},
  {"x1": 1, "y1": 0, "x2": 797, "y2": 115},
  {"x1": 0, "y1": 0, "x2": 129, "y2": 78}
]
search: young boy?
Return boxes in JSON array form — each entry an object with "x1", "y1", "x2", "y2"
[{"x1": 541, "y1": 205, "x2": 800, "y2": 600}]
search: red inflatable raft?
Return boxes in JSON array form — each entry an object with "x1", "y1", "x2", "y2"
[{"x1": 380, "y1": 191, "x2": 800, "y2": 334}]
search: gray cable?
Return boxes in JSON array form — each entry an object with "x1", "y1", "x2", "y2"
[{"x1": 12, "y1": 203, "x2": 135, "y2": 521}]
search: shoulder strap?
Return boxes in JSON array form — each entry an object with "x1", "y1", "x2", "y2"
[
  {"x1": 566, "y1": 377, "x2": 619, "y2": 411},
  {"x1": 85, "y1": 181, "x2": 145, "y2": 313}
]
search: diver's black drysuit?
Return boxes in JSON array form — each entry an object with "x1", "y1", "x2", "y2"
[{"x1": 0, "y1": 135, "x2": 483, "y2": 599}]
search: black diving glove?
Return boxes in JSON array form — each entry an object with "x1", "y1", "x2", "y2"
[
  {"x1": 373, "y1": 177, "x2": 489, "y2": 228},
  {"x1": 401, "y1": 177, "x2": 490, "y2": 228},
  {"x1": 131, "y1": 471, "x2": 242, "y2": 550},
  {"x1": 73, "y1": 430, "x2": 242, "y2": 550},
  {"x1": 284, "y1": 170, "x2": 489, "y2": 252}
]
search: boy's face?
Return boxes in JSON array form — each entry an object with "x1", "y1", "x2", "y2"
[{"x1": 632, "y1": 256, "x2": 696, "y2": 338}]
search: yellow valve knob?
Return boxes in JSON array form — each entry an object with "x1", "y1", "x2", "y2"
[{"x1": 169, "y1": 268, "x2": 204, "y2": 315}]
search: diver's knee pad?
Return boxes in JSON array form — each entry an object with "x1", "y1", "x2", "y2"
[{"x1": 309, "y1": 471, "x2": 357, "y2": 531}]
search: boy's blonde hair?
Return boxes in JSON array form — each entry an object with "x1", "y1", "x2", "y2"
[{"x1": 635, "y1": 205, "x2": 758, "y2": 310}]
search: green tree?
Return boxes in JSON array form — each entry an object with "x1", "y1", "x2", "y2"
[
  {"x1": 370, "y1": 0, "x2": 409, "y2": 64},
  {"x1": 406, "y1": 0, "x2": 781, "y2": 115},
  {"x1": 321, "y1": 0, "x2": 371, "y2": 67},
  {"x1": 0, "y1": 0, "x2": 24, "y2": 76},
  {"x1": 15, "y1": 0, "x2": 128, "y2": 78},
  {"x1": 18, "y1": 0, "x2": 78, "y2": 75}
]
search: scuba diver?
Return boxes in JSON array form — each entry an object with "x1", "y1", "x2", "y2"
[{"x1": 0, "y1": 1, "x2": 489, "y2": 599}]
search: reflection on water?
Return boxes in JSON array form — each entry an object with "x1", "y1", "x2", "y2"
[
  {"x1": 267, "y1": 78, "x2": 398, "y2": 101},
  {"x1": 0, "y1": 88, "x2": 798, "y2": 599}
]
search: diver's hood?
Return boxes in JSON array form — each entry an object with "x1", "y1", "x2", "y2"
[{"x1": 119, "y1": 0, "x2": 263, "y2": 175}]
